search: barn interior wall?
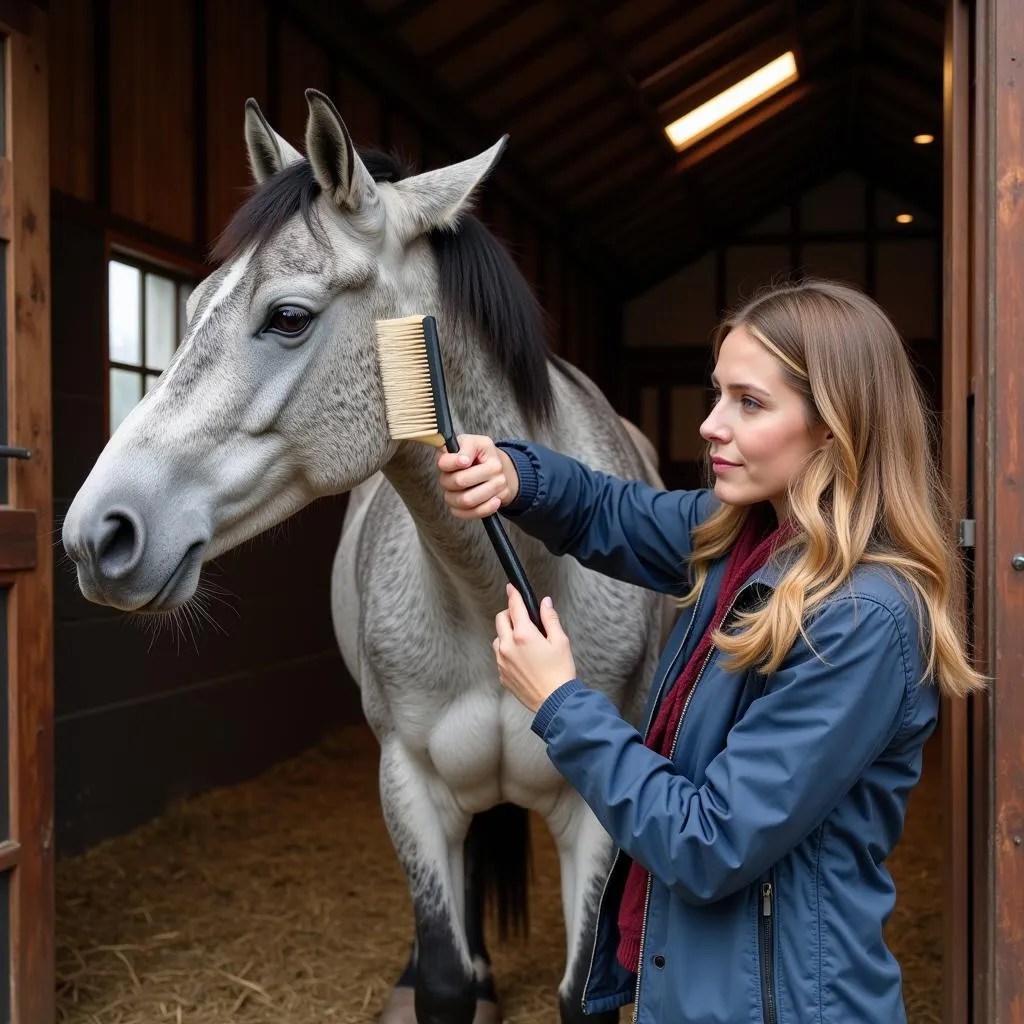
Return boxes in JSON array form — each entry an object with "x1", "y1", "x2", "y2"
[
  {"x1": 46, "y1": 0, "x2": 621, "y2": 855},
  {"x1": 619, "y1": 169, "x2": 942, "y2": 490}
]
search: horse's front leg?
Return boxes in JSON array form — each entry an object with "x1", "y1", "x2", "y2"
[
  {"x1": 547, "y1": 790, "x2": 621, "y2": 1024},
  {"x1": 378, "y1": 738, "x2": 477, "y2": 1024}
]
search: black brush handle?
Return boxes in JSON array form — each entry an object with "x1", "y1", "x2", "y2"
[
  {"x1": 424, "y1": 316, "x2": 546, "y2": 636},
  {"x1": 479, "y1": 514, "x2": 546, "y2": 635}
]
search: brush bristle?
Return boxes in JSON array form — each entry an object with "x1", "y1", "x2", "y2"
[{"x1": 374, "y1": 315, "x2": 443, "y2": 444}]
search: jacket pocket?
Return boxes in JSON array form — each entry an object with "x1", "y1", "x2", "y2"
[{"x1": 758, "y1": 873, "x2": 779, "y2": 1024}]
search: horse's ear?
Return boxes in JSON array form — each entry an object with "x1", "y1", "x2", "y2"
[
  {"x1": 244, "y1": 98, "x2": 302, "y2": 183},
  {"x1": 391, "y1": 137, "x2": 508, "y2": 241},
  {"x1": 304, "y1": 89, "x2": 379, "y2": 213}
]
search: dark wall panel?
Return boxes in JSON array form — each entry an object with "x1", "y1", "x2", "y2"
[
  {"x1": 108, "y1": 0, "x2": 196, "y2": 241},
  {"x1": 206, "y1": 0, "x2": 268, "y2": 245},
  {"x1": 277, "y1": 16, "x2": 333, "y2": 146},
  {"x1": 55, "y1": 651, "x2": 354, "y2": 854}
]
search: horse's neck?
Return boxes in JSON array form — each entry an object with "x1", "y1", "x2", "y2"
[{"x1": 381, "y1": 325, "x2": 557, "y2": 602}]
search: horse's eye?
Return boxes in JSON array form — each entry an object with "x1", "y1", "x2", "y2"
[{"x1": 267, "y1": 306, "x2": 312, "y2": 335}]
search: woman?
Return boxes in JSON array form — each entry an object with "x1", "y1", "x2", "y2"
[{"x1": 435, "y1": 279, "x2": 983, "y2": 1023}]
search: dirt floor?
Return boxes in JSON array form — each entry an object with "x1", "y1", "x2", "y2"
[{"x1": 55, "y1": 725, "x2": 943, "y2": 1023}]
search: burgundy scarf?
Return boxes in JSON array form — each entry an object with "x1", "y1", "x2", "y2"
[{"x1": 615, "y1": 510, "x2": 795, "y2": 973}]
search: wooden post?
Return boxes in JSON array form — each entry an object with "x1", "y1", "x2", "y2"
[
  {"x1": 941, "y1": 1, "x2": 970, "y2": 1017},
  {"x1": 972, "y1": 1, "x2": 1024, "y2": 1021}
]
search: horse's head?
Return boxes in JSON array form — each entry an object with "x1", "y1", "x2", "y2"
[{"x1": 62, "y1": 90, "x2": 507, "y2": 612}]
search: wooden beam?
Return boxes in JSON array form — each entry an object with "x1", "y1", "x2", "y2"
[
  {"x1": 7, "y1": 9, "x2": 55, "y2": 1024},
  {"x1": 490, "y1": 57, "x2": 609, "y2": 129},
  {"x1": 381, "y1": 0, "x2": 436, "y2": 27},
  {"x1": 554, "y1": 0, "x2": 719, "y2": 232},
  {"x1": 971, "y1": 2, "x2": 1024, "y2": 1022},
  {"x1": 508, "y1": 81, "x2": 625, "y2": 146},
  {"x1": 637, "y1": 2, "x2": 786, "y2": 91},
  {"x1": 284, "y1": 0, "x2": 626, "y2": 282},
  {"x1": 845, "y1": 0, "x2": 865, "y2": 145},
  {"x1": 426, "y1": 1, "x2": 538, "y2": 65},
  {"x1": 583, "y1": 84, "x2": 831, "y2": 236},
  {"x1": 783, "y1": 0, "x2": 807, "y2": 79},
  {"x1": 864, "y1": 57, "x2": 943, "y2": 120},
  {"x1": 562, "y1": 147, "x2": 666, "y2": 210},
  {"x1": 559, "y1": 0, "x2": 675, "y2": 162},
  {"x1": 655, "y1": 32, "x2": 797, "y2": 124},
  {"x1": 940, "y1": 3, "x2": 971, "y2": 1024},
  {"x1": 452, "y1": 16, "x2": 580, "y2": 101},
  {"x1": 468, "y1": 0, "x2": 749, "y2": 123},
  {"x1": 884, "y1": 0, "x2": 946, "y2": 47},
  {"x1": 674, "y1": 80, "x2": 818, "y2": 172}
]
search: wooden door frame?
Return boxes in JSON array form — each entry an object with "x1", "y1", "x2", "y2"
[
  {"x1": 966, "y1": 0, "x2": 1024, "y2": 1021},
  {"x1": 1, "y1": 5, "x2": 54, "y2": 1023},
  {"x1": 941, "y1": 3, "x2": 971, "y2": 1022}
]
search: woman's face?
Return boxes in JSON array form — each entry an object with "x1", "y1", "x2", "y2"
[{"x1": 699, "y1": 326, "x2": 829, "y2": 518}]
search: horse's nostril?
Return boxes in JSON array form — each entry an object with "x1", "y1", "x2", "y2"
[{"x1": 95, "y1": 510, "x2": 145, "y2": 580}]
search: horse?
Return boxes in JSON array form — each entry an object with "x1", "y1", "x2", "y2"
[{"x1": 62, "y1": 90, "x2": 670, "y2": 1024}]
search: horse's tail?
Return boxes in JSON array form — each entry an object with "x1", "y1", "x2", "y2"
[{"x1": 466, "y1": 803, "x2": 531, "y2": 941}]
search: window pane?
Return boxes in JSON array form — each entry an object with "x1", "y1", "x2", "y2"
[
  {"x1": 145, "y1": 373, "x2": 160, "y2": 393},
  {"x1": 110, "y1": 368, "x2": 141, "y2": 433},
  {"x1": 109, "y1": 261, "x2": 141, "y2": 365},
  {"x1": 145, "y1": 273, "x2": 177, "y2": 370}
]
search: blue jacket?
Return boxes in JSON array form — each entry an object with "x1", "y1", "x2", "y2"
[{"x1": 498, "y1": 440, "x2": 939, "y2": 1024}]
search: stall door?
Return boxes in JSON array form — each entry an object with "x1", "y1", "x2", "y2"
[{"x1": 0, "y1": 5, "x2": 53, "y2": 1023}]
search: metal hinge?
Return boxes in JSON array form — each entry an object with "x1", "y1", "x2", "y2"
[{"x1": 958, "y1": 519, "x2": 976, "y2": 549}]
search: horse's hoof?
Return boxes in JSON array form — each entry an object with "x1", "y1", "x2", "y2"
[
  {"x1": 377, "y1": 984, "x2": 500, "y2": 1024},
  {"x1": 473, "y1": 998, "x2": 500, "y2": 1024},
  {"x1": 378, "y1": 985, "x2": 416, "y2": 1024}
]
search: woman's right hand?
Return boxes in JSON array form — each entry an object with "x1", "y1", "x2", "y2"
[{"x1": 436, "y1": 434, "x2": 520, "y2": 520}]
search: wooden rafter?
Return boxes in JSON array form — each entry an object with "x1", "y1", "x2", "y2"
[{"x1": 426, "y1": 1, "x2": 539, "y2": 65}]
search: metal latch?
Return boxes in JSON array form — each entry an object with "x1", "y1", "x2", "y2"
[{"x1": 958, "y1": 519, "x2": 976, "y2": 549}]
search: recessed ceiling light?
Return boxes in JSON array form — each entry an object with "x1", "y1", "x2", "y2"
[
  {"x1": 913, "y1": 133, "x2": 934, "y2": 144},
  {"x1": 896, "y1": 213, "x2": 914, "y2": 224},
  {"x1": 664, "y1": 51, "x2": 799, "y2": 150}
]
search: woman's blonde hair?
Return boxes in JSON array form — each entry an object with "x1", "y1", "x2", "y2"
[{"x1": 685, "y1": 278, "x2": 984, "y2": 699}]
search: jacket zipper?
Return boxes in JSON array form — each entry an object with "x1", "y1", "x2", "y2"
[
  {"x1": 631, "y1": 644, "x2": 716, "y2": 1023},
  {"x1": 631, "y1": 584, "x2": 753, "y2": 1024},
  {"x1": 581, "y1": 584, "x2": 710, "y2": 1015},
  {"x1": 759, "y1": 874, "x2": 778, "y2": 1024}
]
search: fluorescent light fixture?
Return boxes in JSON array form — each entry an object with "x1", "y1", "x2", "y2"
[
  {"x1": 896, "y1": 213, "x2": 914, "y2": 224},
  {"x1": 913, "y1": 133, "x2": 934, "y2": 144},
  {"x1": 664, "y1": 51, "x2": 799, "y2": 150}
]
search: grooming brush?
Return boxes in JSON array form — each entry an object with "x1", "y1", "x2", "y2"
[{"x1": 374, "y1": 314, "x2": 546, "y2": 634}]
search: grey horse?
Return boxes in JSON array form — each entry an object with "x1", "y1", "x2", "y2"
[{"x1": 62, "y1": 90, "x2": 670, "y2": 1024}]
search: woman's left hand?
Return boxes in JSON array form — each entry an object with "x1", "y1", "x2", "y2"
[{"x1": 493, "y1": 584, "x2": 577, "y2": 713}]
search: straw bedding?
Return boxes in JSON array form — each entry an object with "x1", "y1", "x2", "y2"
[{"x1": 56, "y1": 726, "x2": 943, "y2": 1023}]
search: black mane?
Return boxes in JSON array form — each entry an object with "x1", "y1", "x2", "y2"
[{"x1": 211, "y1": 150, "x2": 555, "y2": 424}]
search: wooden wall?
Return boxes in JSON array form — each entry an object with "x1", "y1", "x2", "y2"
[
  {"x1": 620, "y1": 169, "x2": 943, "y2": 490},
  {"x1": 46, "y1": 0, "x2": 620, "y2": 854}
]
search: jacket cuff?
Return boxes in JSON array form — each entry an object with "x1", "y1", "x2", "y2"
[
  {"x1": 532, "y1": 679, "x2": 585, "y2": 739},
  {"x1": 496, "y1": 442, "x2": 541, "y2": 516}
]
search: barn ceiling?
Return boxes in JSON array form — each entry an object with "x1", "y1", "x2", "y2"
[{"x1": 289, "y1": 0, "x2": 945, "y2": 295}]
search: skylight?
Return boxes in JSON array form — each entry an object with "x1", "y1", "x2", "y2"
[{"x1": 664, "y1": 51, "x2": 799, "y2": 150}]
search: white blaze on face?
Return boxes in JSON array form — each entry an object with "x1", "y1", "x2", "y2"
[{"x1": 161, "y1": 246, "x2": 255, "y2": 388}]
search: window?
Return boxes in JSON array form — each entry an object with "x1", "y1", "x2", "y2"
[{"x1": 107, "y1": 256, "x2": 195, "y2": 433}]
